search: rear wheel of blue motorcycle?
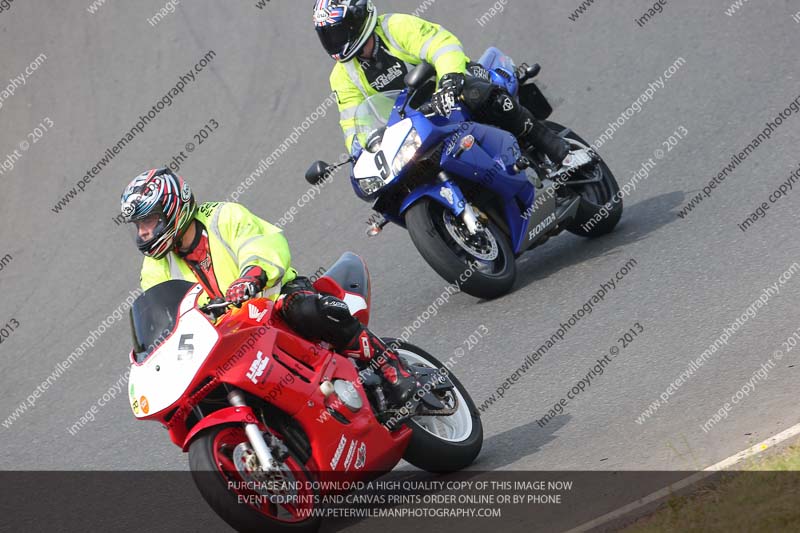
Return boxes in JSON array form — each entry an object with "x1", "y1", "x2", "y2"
[
  {"x1": 406, "y1": 198, "x2": 516, "y2": 299},
  {"x1": 189, "y1": 423, "x2": 321, "y2": 533},
  {"x1": 545, "y1": 121, "x2": 623, "y2": 237}
]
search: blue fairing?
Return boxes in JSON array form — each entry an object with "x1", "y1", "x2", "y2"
[
  {"x1": 477, "y1": 46, "x2": 519, "y2": 96},
  {"x1": 399, "y1": 180, "x2": 466, "y2": 217},
  {"x1": 438, "y1": 124, "x2": 535, "y2": 251},
  {"x1": 352, "y1": 47, "x2": 540, "y2": 255}
]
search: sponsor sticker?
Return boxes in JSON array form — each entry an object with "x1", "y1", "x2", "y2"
[
  {"x1": 246, "y1": 350, "x2": 270, "y2": 384},
  {"x1": 528, "y1": 213, "x2": 556, "y2": 241},
  {"x1": 354, "y1": 442, "x2": 367, "y2": 469},
  {"x1": 439, "y1": 186, "x2": 454, "y2": 205},
  {"x1": 343, "y1": 440, "x2": 357, "y2": 470},
  {"x1": 330, "y1": 434, "x2": 347, "y2": 470}
]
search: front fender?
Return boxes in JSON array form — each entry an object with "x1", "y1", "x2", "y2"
[
  {"x1": 399, "y1": 181, "x2": 466, "y2": 217},
  {"x1": 181, "y1": 405, "x2": 260, "y2": 451}
]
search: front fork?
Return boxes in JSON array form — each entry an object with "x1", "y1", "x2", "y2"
[
  {"x1": 227, "y1": 390, "x2": 278, "y2": 472},
  {"x1": 460, "y1": 201, "x2": 482, "y2": 234},
  {"x1": 399, "y1": 173, "x2": 483, "y2": 235},
  {"x1": 438, "y1": 171, "x2": 482, "y2": 235}
]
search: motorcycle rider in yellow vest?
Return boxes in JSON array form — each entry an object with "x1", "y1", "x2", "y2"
[
  {"x1": 314, "y1": 0, "x2": 592, "y2": 173},
  {"x1": 121, "y1": 168, "x2": 419, "y2": 406}
]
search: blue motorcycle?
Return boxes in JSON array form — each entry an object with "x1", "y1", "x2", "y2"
[{"x1": 306, "y1": 47, "x2": 622, "y2": 299}]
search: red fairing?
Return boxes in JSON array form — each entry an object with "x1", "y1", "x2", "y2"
[{"x1": 133, "y1": 272, "x2": 410, "y2": 484}]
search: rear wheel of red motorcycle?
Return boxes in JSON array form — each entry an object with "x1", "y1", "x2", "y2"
[
  {"x1": 392, "y1": 341, "x2": 483, "y2": 473},
  {"x1": 189, "y1": 424, "x2": 321, "y2": 533}
]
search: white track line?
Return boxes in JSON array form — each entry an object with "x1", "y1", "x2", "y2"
[{"x1": 565, "y1": 422, "x2": 800, "y2": 532}]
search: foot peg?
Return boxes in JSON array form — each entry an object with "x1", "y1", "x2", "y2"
[
  {"x1": 548, "y1": 149, "x2": 594, "y2": 178},
  {"x1": 366, "y1": 218, "x2": 388, "y2": 237}
]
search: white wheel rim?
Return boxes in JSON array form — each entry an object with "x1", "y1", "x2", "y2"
[{"x1": 396, "y1": 348, "x2": 474, "y2": 442}]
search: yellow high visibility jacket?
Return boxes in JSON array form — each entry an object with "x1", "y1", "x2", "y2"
[
  {"x1": 330, "y1": 13, "x2": 468, "y2": 151},
  {"x1": 139, "y1": 202, "x2": 296, "y2": 303}
]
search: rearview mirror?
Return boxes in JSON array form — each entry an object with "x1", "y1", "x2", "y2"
[
  {"x1": 305, "y1": 161, "x2": 332, "y2": 185},
  {"x1": 405, "y1": 62, "x2": 435, "y2": 90}
]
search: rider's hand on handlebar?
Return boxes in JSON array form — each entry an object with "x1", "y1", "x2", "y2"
[
  {"x1": 430, "y1": 73, "x2": 466, "y2": 117},
  {"x1": 418, "y1": 102, "x2": 434, "y2": 115},
  {"x1": 226, "y1": 266, "x2": 267, "y2": 306}
]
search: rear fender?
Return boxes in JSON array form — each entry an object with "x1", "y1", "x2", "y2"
[
  {"x1": 181, "y1": 405, "x2": 260, "y2": 451},
  {"x1": 399, "y1": 181, "x2": 466, "y2": 217}
]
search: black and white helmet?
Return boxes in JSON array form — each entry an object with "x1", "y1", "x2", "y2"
[{"x1": 313, "y1": 0, "x2": 377, "y2": 62}]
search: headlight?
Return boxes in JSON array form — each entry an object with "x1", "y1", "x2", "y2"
[
  {"x1": 392, "y1": 128, "x2": 422, "y2": 175},
  {"x1": 357, "y1": 176, "x2": 385, "y2": 195}
]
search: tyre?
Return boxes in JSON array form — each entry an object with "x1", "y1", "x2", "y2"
[
  {"x1": 391, "y1": 341, "x2": 483, "y2": 473},
  {"x1": 545, "y1": 121, "x2": 623, "y2": 237},
  {"x1": 188, "y1": 423, "x2": 321, "y2": 533},
  {"x1": 405, "y1": 197, "x2": 516, "y2": 299}
]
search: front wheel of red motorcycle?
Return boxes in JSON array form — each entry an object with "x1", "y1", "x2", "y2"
[
  {"x1": 392, "y1": 341, "x2": 484, "y2": 473},
  {"x1": 188, "y1": 423, "x2": 321, "y2": 533}
]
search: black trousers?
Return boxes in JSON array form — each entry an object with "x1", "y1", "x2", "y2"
[
  {"x1": 461, "y1": 63, "x2": 569, "y2": 163},
  {"x1": 278, "y1": 277, "x2": 362, "y2": 348}
]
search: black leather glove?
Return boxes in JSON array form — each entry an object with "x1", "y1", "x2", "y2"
[{"x1": 430, "y1": 73, "x2": 466, "y2": 117}]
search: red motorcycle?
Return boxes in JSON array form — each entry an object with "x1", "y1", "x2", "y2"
[{"x1": 128, "y1": 252, "x2": 483, "y2": 532}]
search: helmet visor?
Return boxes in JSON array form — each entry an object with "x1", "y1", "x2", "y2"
[
  {"x1": 316, "y1": 21, "x2": 357, "y2": 58},
  {"x1": 129, "y1": 212, "x2": 170, "y2": 257}
]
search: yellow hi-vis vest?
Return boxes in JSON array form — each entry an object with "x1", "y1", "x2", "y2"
[
  {"x1": 329, "y1": 13, "x2": 469, "y2": 151},
  {"x1": 139, "y1": 201, "x2": 296, "y2": 303}
]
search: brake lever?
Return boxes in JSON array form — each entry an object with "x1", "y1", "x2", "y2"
[{"x1": 200, "y1": 299, "x2": 233, "y2": 319}]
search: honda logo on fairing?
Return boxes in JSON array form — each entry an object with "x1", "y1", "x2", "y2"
[
  {"x1": 528, "y1": 213, "x2": 556, "y2": 240},
  {"x1": 248, "y1": 303, "x2": 267, "y2": 322}
]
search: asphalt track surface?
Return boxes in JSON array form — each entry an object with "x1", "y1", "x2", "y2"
[{"x1": 2, "y1": 0, "x2": 800, "y2": 530}]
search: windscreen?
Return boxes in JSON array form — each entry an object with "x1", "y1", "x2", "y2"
[
  {"x1": 353, "y1": 90, "x2": 402, "y2": 141},
  {"x1": 129, "y1": 280, "x2": 195, "y2": 363}
]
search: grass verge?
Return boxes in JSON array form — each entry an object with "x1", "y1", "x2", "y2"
[{"x1": 624, "y1": 444, "x2": 800, "y2": 532}]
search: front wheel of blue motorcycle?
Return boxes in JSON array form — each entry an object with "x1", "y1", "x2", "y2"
[{"x1": 406, "y1": 198, "x2": 516, "y2": 299}]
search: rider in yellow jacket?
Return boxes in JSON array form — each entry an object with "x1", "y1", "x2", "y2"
[
  {"x1": 137, "y1": 197, "x2": 295, "y2": 303},
  {"x1": 121, "y1": 168, "x2": 418, "y2": 405},
  {"x1": 315, "y1": 0, "x2": 591, "y2": 172}
]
